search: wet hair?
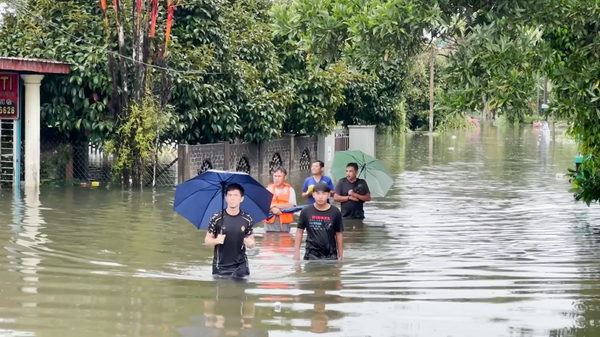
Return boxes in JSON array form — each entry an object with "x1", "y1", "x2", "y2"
[
  {"x1": 313, "y1": 160, "x2": 324, "y2": 168},
  {"x1": 273, "y1": 166, "x2": 287, "y2": 175},
  {"x1": 312, "y1": 182, "x2": 331, "y2": 194},
  {"x1": 226, "y1": 183, "x2": 245, "y2": 197},
  {"x1": 346, "y1": 162, "x2": 359, "y2": 171}
]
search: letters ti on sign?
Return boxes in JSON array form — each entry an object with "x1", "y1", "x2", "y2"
[{"x1": 0, "y1": 73, "x2": 19, "y2": 120}]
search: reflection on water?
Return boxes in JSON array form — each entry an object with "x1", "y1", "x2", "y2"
[
  {"x1": 178, "y1": 281, "x2": 266, "y2": 337},
  {"x1": 0, "y1": 124, "x2": 600, "y2": 336}
]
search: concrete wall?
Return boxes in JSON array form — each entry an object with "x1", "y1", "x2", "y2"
[
  {"x1": 348, "y1": 125, "x2": 376, "y2": 157},
  {"x1": 178, "y1": 136, "x2": 317, "y2": 183}
]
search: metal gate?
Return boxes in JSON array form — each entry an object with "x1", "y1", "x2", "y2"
[{"x1": 0, "y1": 119, "x2": 15, "y2": 188}]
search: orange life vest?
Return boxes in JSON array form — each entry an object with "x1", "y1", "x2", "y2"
[{"x1": 264, "y1": 183, "x2": 294, "y2": 224}]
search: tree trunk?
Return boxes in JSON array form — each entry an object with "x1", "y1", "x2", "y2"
[
  {"x1": 132, "y1": 148, "x2": 143, "y2": 188},
  {"x1": 130, "y1": 0, "x2": 152, "y2": 188},
  {"x1": 105, "y1": 0, "x2": 170, "y2": 188},
  {"x1": 115, "y1": 0, "x2": 129, "y2": 110},
  {"x1": 429, "y1": 46, "x2": 435, "y2": 133},
  {"x1": 132, "y1": 0, "x2": 149, "y2": 104}
]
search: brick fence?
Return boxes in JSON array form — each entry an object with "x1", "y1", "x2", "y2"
[{"x1": 177, "y1": 135, "x2": 318, "y2": 183}]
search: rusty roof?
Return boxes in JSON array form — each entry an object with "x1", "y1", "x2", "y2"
[{"x1": 0, "y1": 57, "x2": 71, "y2": 74}]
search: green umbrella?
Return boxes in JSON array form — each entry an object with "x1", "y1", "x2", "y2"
[{"x1": 330, "y1": 150, "x2": 394, "y2": 198}]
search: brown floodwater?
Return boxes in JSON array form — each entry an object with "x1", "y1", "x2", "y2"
[{"x1": 0, "y1": 124, "x2": 599, "y2": 337}]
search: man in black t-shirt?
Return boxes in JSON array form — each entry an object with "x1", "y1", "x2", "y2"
[
  {"x1": 294, "y1": 182, "x2": 344, "y2": 260},
  {"x1": 333, "y1": 162, "x2": 371, "y2": 219},
  {"x1": 204, "y1": 183, "x2": 256, "y2": 279}
]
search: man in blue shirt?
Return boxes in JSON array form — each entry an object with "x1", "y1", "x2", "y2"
[{"x1": 302, "y1": 160, "x2": 335, "y2": 204}]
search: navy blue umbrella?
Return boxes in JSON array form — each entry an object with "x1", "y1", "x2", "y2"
[{"x1": 174, "y1": 170, "x2": 273, "y2": 230}]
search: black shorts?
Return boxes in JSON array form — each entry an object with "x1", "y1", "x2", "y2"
[{"x1": 212, "y1": 263, "x2": 250, "y2": 280}]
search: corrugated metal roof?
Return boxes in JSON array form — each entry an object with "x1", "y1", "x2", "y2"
[
  {"x1": 0, "y1": 56, "x2": 70, "y2": 65},
  {"x1": 0, "y1": 57, "x2": 71, "y2": 74}
]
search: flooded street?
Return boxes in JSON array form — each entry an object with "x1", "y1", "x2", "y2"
[{"x1": 1, "y1": 125, "x2": 600, "y2": 337}]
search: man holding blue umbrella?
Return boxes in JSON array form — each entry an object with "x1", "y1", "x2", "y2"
[
  {"x1": 174, "y1": 170, "x2": 273, "y2": 280},
  {"x1": 204, "y1": 183, "x2": 256, "y2": 279}
]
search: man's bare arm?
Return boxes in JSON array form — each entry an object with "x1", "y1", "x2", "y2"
[
  {"x1": 272, "y1": 202, "x2": 295, "y2": 209},
  {"x1": 355, "y1": 193, "x2": 371, "y2": 202},
  {"x1": 336, "y1": 232, "x2": 344, "y2": 260},
  {"x1": 244, "y1": 234, "x2": 256, "y2": 248},
  {"x1": 333, "y1": 193, "x2": 350, "y2": 202},
  {"x1": 294, "y1": 228, "x2": 304, "y2": 260},
  {"x1": 205, "y1": 232, "x2": 223, "y2": 246}
]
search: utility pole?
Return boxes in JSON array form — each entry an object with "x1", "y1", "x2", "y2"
[
  {"x1": 543, "y1": 77, "x2": 548, "y2": 119},
  {"x1": 536, "y1": 76, "x2": 540, "y2": 116}
]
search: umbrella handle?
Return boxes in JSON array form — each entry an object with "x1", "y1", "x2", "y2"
[
  {"x1": 216, "y1": 183, "x2": 226, "y2": 270},
  {"x1": 218, "y1": 182, "x2": 226, "y2": 236}
]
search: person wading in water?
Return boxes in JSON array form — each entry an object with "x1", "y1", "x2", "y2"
[
  {"x1": 333, "y1": 162, "x2": 371, "y2": 220},
  {"x1": 294, "y1": 182, "x2": 344, "y2": 261},
  {"x1": 302, "y1": 160, "x2": 335, "y2": 204},
  {"x1": 264, "y1": 167, "x2": 297, "y2": 233},
  {"x1": 204, "y1": 183, "x2": 256, "y2": 279}
]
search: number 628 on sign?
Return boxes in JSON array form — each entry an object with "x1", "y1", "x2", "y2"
[{"x1": 0, "y1": 107, "x2": 15, "y2": 115}]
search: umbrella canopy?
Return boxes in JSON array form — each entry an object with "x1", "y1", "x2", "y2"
[
  {"x1": 330, "y1": 150, "x2": 394, "y2": 198},
  {"x1": 174, "y1": 170, "x2": 273, "y2": 229}
]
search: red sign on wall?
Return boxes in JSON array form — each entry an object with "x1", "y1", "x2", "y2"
[{"x1": 0, "y1": 73, "x2": 19, "y2": 120}]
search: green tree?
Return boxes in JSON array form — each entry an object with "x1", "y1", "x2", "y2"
[
  {"x1": 439, "y1": 21, "x2": 544, "y2": 125},
  {"x1": 270, "y1": 0, "x2": 440, "y2": 67},
  {"x1": 167, "y1": 0, "x2": 295, "y2": 144},
  {"x1": 543, "y1": 1, "x2": 600, "y2": 205},
  {"x1": 270, "y1": 0, "x2": 436, "y2": 131}
]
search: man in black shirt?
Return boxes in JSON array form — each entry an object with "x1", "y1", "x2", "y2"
[
  {"x1": 205, "y1": 183, "x2": 256, "y2": 279},
  {"x1": 294, "y1": 182, "x2": 344, "y2": 260},
  {"x1": 333, "y1": 162, "x2": 371, "y2": 219}
]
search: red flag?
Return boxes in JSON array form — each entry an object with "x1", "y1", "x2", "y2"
[
  {"x1": 150, "y1": 0, "x2": 158, "y2": 38},
  {"x1": 113, "y1": 0, "x2": 118, "y2": 13},
  {"x1": 100, "y1": 0, "x2": 107, "y2": 11},
  {"x1": 164, "y1": 0, "x2": 175, "y2": 54},
  {"x1": 136, "y1": 0, "x2": 142, "y2": 35}
]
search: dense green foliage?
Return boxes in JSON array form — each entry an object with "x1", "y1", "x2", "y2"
[
  {"x1": 439, "y1": 22, "x2": 544, "y2": 124},
  {"x1": 0, "y1": 0, "x2": 435, "y2": 150},
  {"x1": 270, "y1": 0, "x2": 441, "y2": 131},
  {"x1": 168, "y1": 0, "x2": 292, "y2": 143},
  {"x1": 541, "y1": 1, "x2": 600, "y2": 205}
]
